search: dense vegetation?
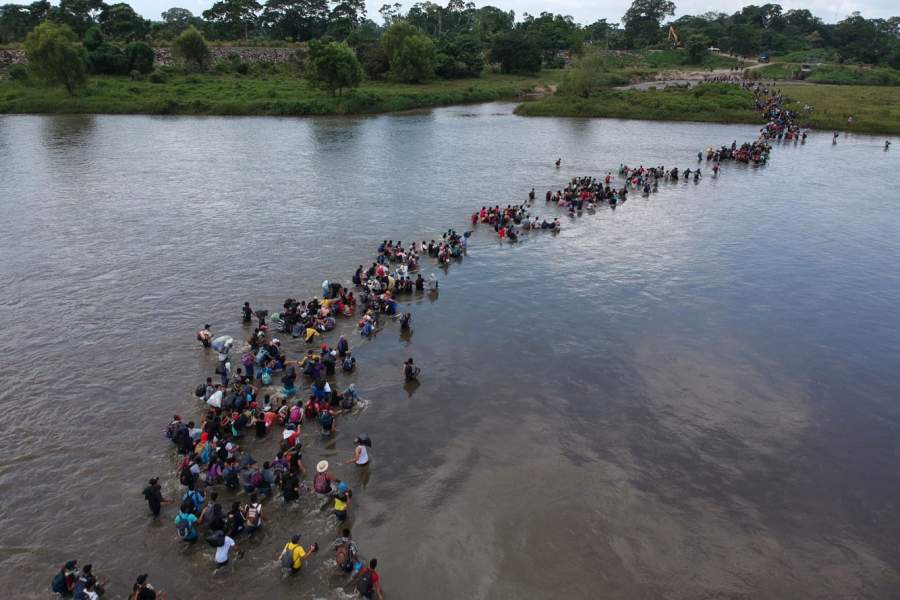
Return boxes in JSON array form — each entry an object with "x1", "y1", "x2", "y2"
[{"x1": 1, "y1": 0, "x2": 897, "y2": 68}]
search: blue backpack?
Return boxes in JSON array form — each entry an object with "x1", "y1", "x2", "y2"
[{"x1": 175, "y1": 513, "x2": 194, "y2": 539}]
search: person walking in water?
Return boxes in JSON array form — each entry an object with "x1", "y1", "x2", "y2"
[
  {"x1": 345, "y1": 436, "x2": 370, "y2": 467},
  {"x1": 197, "y1": 325, "x2": 212, "y2": 348},
  {"x1": 142, "y1": 477, "x2": 169, "y2": 518},
  {"x1": 404, "y1": 358, "x2": 420, "y2": 381},
  {"x1": 356, "y1": 558, "x2": 385, "y2": 600}
]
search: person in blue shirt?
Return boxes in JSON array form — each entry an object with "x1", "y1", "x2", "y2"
[{"x1": 174, "y1": 502, "x2": 199, "y2": 542}]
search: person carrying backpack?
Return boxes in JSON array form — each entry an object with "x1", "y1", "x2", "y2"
[
  {"x1": 314, "y1": 461, "x2": 336, "y2": 494},
  {"x1": 333, "y1": 529, "x2": 359, "y2": 573},
  {"x1": 356, "y1": 558, "x2": 384, "y2": 600},
  {"x1": 129, "y1": 574, "x2": 157, "y2": 600},
  {"x1": 181, "y1": 483, "x2": 204, "y2": 516},
  {"x1": 174, "y1": 502, "x2": 198, "y2": 542},
  {"x1": 279, "y1": 534, "x2": 318, "y2": 574},
  {"x1": 242, "y1": 494, "x2": 263, "y2": 534},
  {"x1": 51, "y1": 560, "x2": 78, "y2": 596}
]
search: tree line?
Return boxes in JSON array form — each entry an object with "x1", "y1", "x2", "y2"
[{"x1": 2, "y1": 0, "x2": 897, "y2": 68}]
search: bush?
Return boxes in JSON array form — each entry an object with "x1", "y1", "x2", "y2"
[
  {"x1": 490, "y1": 31, "x2": 541, "y2": 74},
  {"x1": 7, "y1": 64, "x2": 29, "y2": 80},
  {"x1": 435, "y1": 34, "x2": 484, "y2": 79},
  {"x1": 88, "y1": 43, "x2": 129, "y2": 75},
  {"x1": 125, "y1": 41, "x2": 155, "y2": 74},
  {"x1": 392, "y1": 33, "x2": 435, "y2": 83},
  {"x1": 172, "y1": 26, "x2": 209, "y2": 70},
  {"x1": 148, "y1": 69, "x2": 168, "y2": 83},
  {"x1": 357, "y1": 43, "x2": 389, "y2": 79},
  {"x1": 306, "y1": 40, "x2": 363, "y2": 96},
  {"x1": 83, "y1": 26, "x2": 105, "y2": 52},
  {"x1": 25, "y1": 22, "x2": 88, "y2": 95},
  {"x1": 129, "y1": 69, "x2": 142, "y2": 80}
]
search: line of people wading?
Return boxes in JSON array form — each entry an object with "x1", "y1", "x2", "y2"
[{"x1": 52, "y1": 81, "x2": 823, "y2": 599}]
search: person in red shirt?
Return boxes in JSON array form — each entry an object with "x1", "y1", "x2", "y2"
[{"x1": 356, "y1": 558, "x2": 384, "y2": 600}]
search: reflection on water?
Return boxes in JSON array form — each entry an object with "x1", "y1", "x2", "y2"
[{"x1": 0, "y1": 106, "x2": 899, "y2": 598}]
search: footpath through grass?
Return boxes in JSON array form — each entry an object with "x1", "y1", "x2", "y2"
[{"x1": 0, "y1": 70, "x2": 561, "y2": 115}]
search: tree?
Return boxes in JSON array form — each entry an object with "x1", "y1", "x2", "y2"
[
  {"x1": 435, "y1": 32, "x2": 483, "y2": 78},
  {"x1": 381, "y1": 20, "x2": 420, "y2": 61},
  {"x1": 98, "y1": 2, "x2": 147, "y2": 40},
  {"x1": 203, "y1": 0, "x2": 261, "y2": 39},
  {"x1": 305, "y1": 40, "x2": 362, "y2": 94},
  {"x1": 489, "y1": 30, "x2": 541, "y2": 74},
  {"x1": 392, "y1": 31, "x2": 434, "y2": 82},
  {"x1": 172, "y1": 25, "x2": 209, "y2": 69},
  {"x1": 0, "y1": 1, "x2": 50, "y2": 43},
  {"x1": 56, "y1": 0, "x2": 103, "y2": 36},
  {"x1": 328, "y1": 0, "x2": 366, "y2": 38},
  {"x1": 125, "y1": 40, "x2": 155, "y2": 73},
  {"x1": 473, "y1": 5, "x2": 513, "y2": 41},
  {"x1": 24, "y1": 21, "x2": 87, "y2": 94},
  {"x1": 378, "y1": 2, "x2": 402, "y2": 25},
  {"x1": 622, "y1": 0, "x2": 674, "y2": 48},
  {"x1": 260, "y1": 0, "x2": 328, "y2": 41},
  {"x1": 356, "y1": 41, "x2": 389, "y2": 77},
  {"x1": 684, "y1": 34, "x2": 709, "y2": 64}
]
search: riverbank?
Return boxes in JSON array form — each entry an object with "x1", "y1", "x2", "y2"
[
  {"x1": 0, "y1": 71, "x2": 561, "y2": 115},
  {"x1": 514, "y1": 82, "x2": 900, "y2": 135},
  {"x1": 514, "y1": 83, "x2": 761, "y2": 125}
]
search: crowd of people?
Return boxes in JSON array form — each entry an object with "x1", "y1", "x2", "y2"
[{"x1": 51, "y1": 79, "x2": 823, "y2": 600}]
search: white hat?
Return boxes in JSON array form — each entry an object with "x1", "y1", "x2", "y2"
[{"x1": 316, "y1": 460, "x2": 329, "y2": 473}]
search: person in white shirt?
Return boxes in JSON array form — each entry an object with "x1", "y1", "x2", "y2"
[{"x1": 215, "y1": 536, "x2": 239, "y2": 566}]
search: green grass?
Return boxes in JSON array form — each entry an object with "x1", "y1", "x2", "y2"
[
  {"x1": 515, "y1": 83, "x2": 760, "y2": 123},
  {"x1": 754, "y1": 62, "x2": 900, "y2": 86},
  {"x1": 780, "y1": 84, "x2": 900, "y2": 135},
  {"x1": 0, "y1": 70, "x2": 562, "y2": 115}
]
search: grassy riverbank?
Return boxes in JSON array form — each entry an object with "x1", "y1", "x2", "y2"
[
  {"x1": 515, "y1": 80, "x2": 900, "y2": 135},
  {"x1": 515, "y1": 83, "x2": 761, "y2": 124},
  {"x1": 779, "y1": 84, "x2": 900, "y2": 135},
  {"x1": 0, "y1": 70, "x2": 561, "y2": 116}
]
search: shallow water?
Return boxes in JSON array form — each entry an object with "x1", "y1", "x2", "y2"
[{"x1": 1, "y1": 105, "x2": 900, "y2": 599}]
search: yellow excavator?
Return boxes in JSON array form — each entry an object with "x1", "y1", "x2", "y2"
[{"x1": 667, "y1": 25, "x2": 683, "y2": 49}]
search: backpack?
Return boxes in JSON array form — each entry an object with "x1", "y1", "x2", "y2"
[
  {"x1": 194, "y1": 384, "x2": 205, "y2": 398},
  {"x1": 319, "y1": 411, "x2": 334, "y2": 429},
  {"x1": 51, "y1": 571, "x2": 67, "y2": 594},
  {"x1": 336, "y1": 541, "x2": 353, "y2": 572},
  {"x1": 356, "y1": 569, "x2": 374, "y2": 595},
  {"x1": 241, "y1": 353, "x2": 254, "y2": 367},
  {"x1": 313, "y1": 471, "x2": 329, "y2": 494},
  {"x1": 250, "y1": 471, "x2": 263, "y2": 487},
  {"x1": 246, "y1": 503, "x2": 261, "y2": 526},
  {"x1": 206, "y1": 530, "x2": 225, "y2": 547},
  {"x1": 175, "y1": 514, "x2": 194, "y2": 539},
  {"x1": 185, "y1": 490, "x2": 203, "y2": 514},
  {"x1": 342, "y1": 357, "x2": 354, "y2": 372},
  {"x1": 280, "y1": 546, "x2": 294, "y2": 569},
  {"x1": 260, "y1": 370, "x2": 272, "y2": 386}
]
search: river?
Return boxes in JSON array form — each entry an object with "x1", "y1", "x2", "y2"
[{"x1": 1, "y1": 104, "x2": 900, "y2": 599}]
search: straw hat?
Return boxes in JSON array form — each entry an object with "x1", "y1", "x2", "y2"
[{"x1": 316, "y1": 460, "x2": 329, "y2": 473}]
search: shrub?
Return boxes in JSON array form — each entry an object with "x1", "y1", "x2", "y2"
[
  {"x1": 392, "y1": 33, "x2": 435, "y2": 83},
  {"x1": 172, "y1": 26, "x2": 209, "y2": 70},
  {"x1": 7, "y1": 64, "x2": 29, "y2": 80},
  {"x1": 125, "y1": 41, "x2": 155, "y2": 74},
  {"x1": 88, "y1": 43, "x2": 129, "y2": 75},
  {"x1": 148, "y1": 69, "x2": 168, "y2": 83},
  {"x1": 129, "y1": 69, "x2": 142, "y2": 80},
  {"x1": 306, "y1": 40, "x2": 363, "y2": 96},
  {"x1": 357, "y1": 43, "x2": 389, "y2": 79},
  {"x1": 24, "y1": 22, "x2": 88, "y2": 95}
]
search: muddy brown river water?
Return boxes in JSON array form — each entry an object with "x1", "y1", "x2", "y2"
[{"x1": 1, "y1": 105, "x2": 899, "y2": 599}]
